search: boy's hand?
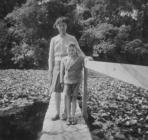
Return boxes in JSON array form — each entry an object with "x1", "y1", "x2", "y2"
[
  {"x1": 85, "y1": 56, "x2": 93, "y2": 61},
  {"x1": 84, "y1": 56, "x2": 93, "y2": 65},
  {"x1": 61, "y1": 82, "x2": 64, "y2": 89}
]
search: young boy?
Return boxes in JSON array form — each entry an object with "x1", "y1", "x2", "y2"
[{"x1": 60, "y1": 43, "x2": 84, "y2": 125}]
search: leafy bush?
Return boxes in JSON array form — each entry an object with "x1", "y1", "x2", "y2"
[
  {"x1": 124, "y1": 39, "x2": 143, "y2": 52},
  {"x1": 1, "y1": 0, "x2": 148, "y2": 67},
  {"x1": 95, "y1": 42, "x2": 118, "y2": 61},
  {"x1": 11, "y1": 42, "x2": 35, "y2": 68},
  {"x1": 3, "y1": 0, "x2": 82, "y2": 69},
  {"x1": 80, "y1": 23, "x2": 118, "y2": 56},
  {"x1": 0, "y1": 21, "x2": 8, "y2": 64},
  {"x1": 0, "y1": 0, "x2": 26, "y2": 18},
  {"x1": 0, "y1": 20, "x2": 14, "y2": 68},
  {"x1": 123, "y1": 39, "x2": 148, "y2": 65},
  {"x1": 116, "y1": 25, "x2": 131, "y2": 41}
]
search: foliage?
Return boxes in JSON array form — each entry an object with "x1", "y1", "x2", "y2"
[
  {"x1": 123, "y1": 39, "x2": 148, "y2": 65},
  {"x1": 80, "y1": 0, "x2": 148, "y2": 41},
  {"x1": 0, "y1": 0, "x2": 148, "y2": 68},
  {"x1": 11, "y1": 42, "x2": 35, "y2": 68},
  {"x1": 0, "y1": 20, "x2": 14, "y2": 68},
  {"x1": 0, "y1": 21, "x2": 8, "y2": 64},
  {"x1": 87, "y1": 70, "x2": 148, "y2": 140},
  {"x1": 80, "y1": 23, "x2": 119, "y2": 56},
  {"x1": 2, "y1": 0, "x2": 82, "y2": 69},
  {"x1": 80, "y1": 19, "x2": 148, "y2": 65},
  {"x1": 0, "y1": 0, "x2": 26, "y2": 19},
  {"x1": 0, "y1": 70, "x2": 49, "y2": 108}
]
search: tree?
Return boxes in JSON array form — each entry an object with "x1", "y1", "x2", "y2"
[
  {"x1": 0, "y1": 20, "x2": 13, "y2": 68},
  {"x1": 0, "y1": 0, "x2": 26, "y2": 19},
  {"x1": 4, "y1": 0, "x2": 82, "y2": 68}
]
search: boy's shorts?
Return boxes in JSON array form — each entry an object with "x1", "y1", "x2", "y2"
[{"x1": 64, "y1": 83, "x2": 80, "y2": 98}]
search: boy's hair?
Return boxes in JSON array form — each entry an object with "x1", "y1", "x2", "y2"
[
  {"x1": 53, "y1": 16, "x2": 69, "y2": 29},
  {"x1": 68, "y1": 43, "x2": 76, "y2": 48},
  {"x1": 67, "y1": 43, "x2": 78, "y2": 55}
]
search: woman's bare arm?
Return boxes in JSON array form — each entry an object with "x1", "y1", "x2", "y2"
[
  {"x1": 60, "y1": 58, "x2": 65, "y2": 84},
  {"x1": 48, "y1": 38, "x2": 54, "y2": 86}
]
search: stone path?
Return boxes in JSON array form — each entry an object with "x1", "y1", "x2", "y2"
[{"x1": 39, "y1": 91, "x2": 92, "y2": 140}]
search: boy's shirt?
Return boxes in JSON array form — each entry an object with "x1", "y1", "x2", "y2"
[{"x1": 60, "y1": 56, "x2": 84, "y2": 84}]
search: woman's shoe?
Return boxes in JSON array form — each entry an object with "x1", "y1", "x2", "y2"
[
  {"x1": 71, "y1": 117, "x2": 77, "y2": 125},
  {"x1": 52, "y1": 114, "x2": 60, "y2": 121}
]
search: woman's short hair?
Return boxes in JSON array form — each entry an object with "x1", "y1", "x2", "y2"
[{"x1": 53, "y1": 16, "x2": 69, "y2": 29}]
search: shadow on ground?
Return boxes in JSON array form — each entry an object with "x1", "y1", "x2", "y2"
[{"x1": 0, "y1": 99, "x2": 49, "y2": 140}]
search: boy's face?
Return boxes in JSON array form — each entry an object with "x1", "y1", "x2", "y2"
[
  {"x1": 67, "y1": 46, "x2": 77, "y2": 57},
  {"x1": 56, "y1": 22, "x2": 67, "y2": 34}
]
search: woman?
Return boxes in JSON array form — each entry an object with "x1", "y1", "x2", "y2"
[{"x1": 48, "y1": 16, "x2": 85, "y2": 121}]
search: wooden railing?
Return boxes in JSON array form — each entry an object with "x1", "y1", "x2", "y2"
[{"x1": 82, "y1": 61, "x2": 148, "y2": 119}]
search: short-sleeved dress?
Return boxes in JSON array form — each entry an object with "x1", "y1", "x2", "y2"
[{"x1": 48, "y1": 33, "x2": 84, "y2": 93}]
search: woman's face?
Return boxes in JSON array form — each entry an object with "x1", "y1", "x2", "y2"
[{"x1": 56, "y1": 22, "x2": 67, "y2": 35}]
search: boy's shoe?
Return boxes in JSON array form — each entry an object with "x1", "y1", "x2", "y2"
[
  {"x1": 61, "y1": 113, "x2": 67, "y2": 121},
  {"x1": 52, "y1": 114, "x2": 60, "y2": 121},
  {"x1": 66, "y1": 117, "x2": 71, "y2": 125},
  {"x1": 71, "y1": 117, "x2": 77, "y2": 125}
]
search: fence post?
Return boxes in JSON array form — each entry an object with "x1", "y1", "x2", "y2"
[{"x1": 82, "y1": 66, "x2": 88, "y2": 120}]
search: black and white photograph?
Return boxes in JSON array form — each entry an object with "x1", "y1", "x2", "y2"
[{"x1": 0, "y1": 0, "x2": 148, "y2": 140}]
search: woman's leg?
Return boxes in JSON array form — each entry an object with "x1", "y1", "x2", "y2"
[
  {"x1": 55, "y1": 92, "x2": 61, "y2": 115},
  {"x1": 61, "y1": 93, "x2": 67, "y2": 120},
  {"x1": 52, "y1": 92, "x2": 61, "y2": 120}
]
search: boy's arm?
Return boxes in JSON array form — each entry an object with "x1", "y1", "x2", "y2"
[
  {"x1": 82, "y1": 56, "x2": 85, "y2": 68},
  {"x1": 74, "y1": 36, "x2": 93, "y2": 62},
  {"x1": 60, "y1": 58, "x2": 65, "y2": 84}
]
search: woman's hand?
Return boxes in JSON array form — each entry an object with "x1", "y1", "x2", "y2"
[{"x1": 48, "y1": 71, "x2": 53, "y2": 87}]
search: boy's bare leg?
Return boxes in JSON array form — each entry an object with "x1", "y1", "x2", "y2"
[
  {"x1": 71, "y1": 84, "x2": 79, "y2": 124},
  {"x1": 63, "y1": 93, "x2": 67, "y2": 118},
  {"x1": 66, "y1": 94, "x2": 71, "y2": 119},
  {"x1": 71, "y1": 96, "x2": 77, "y2": 125}
]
